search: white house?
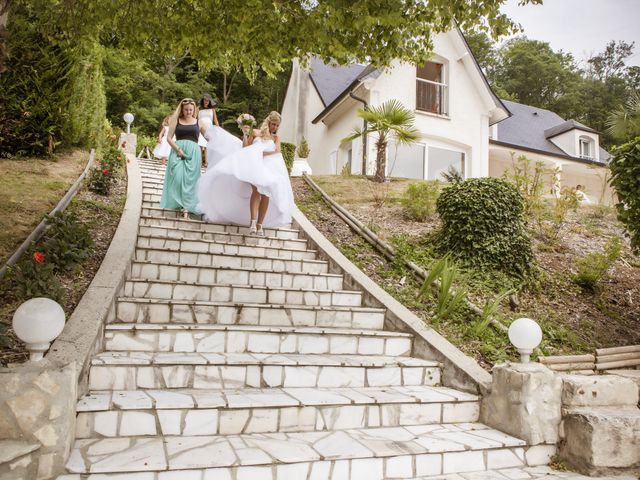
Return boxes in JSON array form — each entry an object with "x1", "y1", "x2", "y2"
[{"x1": 280, "y1": 28, "x2": 613, "y2": 203}]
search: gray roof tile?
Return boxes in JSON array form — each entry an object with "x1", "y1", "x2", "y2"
[
  {"x1": 496, "y1": 100, "x2": 609, "y2": 162},
  {"x1": 309, "y1": 58, "x2": 369, "y2": 106}
]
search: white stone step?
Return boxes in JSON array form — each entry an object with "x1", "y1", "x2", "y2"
[
  {"x1": 103, "y1": 324, "x2": 411, "y2": 356},
  {"x1": 130, "y1": 260, "x2": 343, "y2": 289},
  {"x1": 136, "y1": 234, "x2": 317, "y2": 260},
  {"x1": 141, "y1": 207, "x2": 300, "y2": 239},
  {"x1": 115, "y1": 298, "x2": 385, "y2": 330},
  {"x1": 88, "y1": 352, "x2": 441, "y2": 390},
  {"x1": 74, "y1": 386, "x2": 479, "y2": 438},
  {"x1": 63, "y1": 424, "x2": 533, "y2": 476},
  {"x1": 134, "y1": 247, "x2": 328, "y2": 274},
  {"x1": 138, "y1": 223, "x2": 309, "y2": 250},
  {"x1": 123, "y1": 279, "x2": 362, "y2": 306}
]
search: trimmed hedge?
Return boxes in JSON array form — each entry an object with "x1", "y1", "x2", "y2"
[
  {"x1": 281, "y1": 142, "x2": 295, "y2": 174},
  {"x1": 609, "y1": 137, "x2": 640, "y2": 254},
  {"x1": 435, "y1": 177, "x2": 535, "y2": 278}
]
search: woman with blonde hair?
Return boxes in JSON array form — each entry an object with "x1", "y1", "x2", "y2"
[
  {"x1": 160, "y1": 98, "x2": 208, "y2": 218},
  {"x1": 196, "y1": 111, "x2": 294, "y2": 233}
]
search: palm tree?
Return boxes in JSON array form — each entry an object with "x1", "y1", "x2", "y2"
[
  {"x1": 606, "y1": 91, "x2": 640, "y2": 141},
  {"x1": 343, "y1": 99, "x2": 421, "y2": 182}
]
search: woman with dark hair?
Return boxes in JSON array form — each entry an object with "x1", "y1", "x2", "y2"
[
  {"x1": 197, "y1": 94, "x2": 219, "y2": 168},
  {"x1": 160, "y1": 98, "x2": 208, "y2": 218}
]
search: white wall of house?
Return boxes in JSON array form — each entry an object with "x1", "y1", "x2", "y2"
[
  {"x1": 489, "y1": 144, "x2": 614, "y2": 205},
  {"x1": 280, "y1": 30, "x2": 502, "y2": 179}
]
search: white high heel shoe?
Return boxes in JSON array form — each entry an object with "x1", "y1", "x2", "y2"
[{"x1": 249, "y1": 219, "x2": 257, "y2": 235}]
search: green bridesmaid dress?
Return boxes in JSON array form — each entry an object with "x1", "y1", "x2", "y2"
[{"x1": 160, "y1": 121, "x2": 202, "y2": 214}]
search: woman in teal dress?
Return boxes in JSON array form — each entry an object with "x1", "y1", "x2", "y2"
[{"x1": 161, "y1": 98, "x2": 210, "y2": 218}]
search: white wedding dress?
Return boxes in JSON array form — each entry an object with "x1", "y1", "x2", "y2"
[
  {"x1": 198, "y1": 109, "x2": 214, "y2": 147},
  {"x1": 204, "y1": 125, "x2": 242, "y2": 171},
  {"x1": 196, "y1": 133, "x2": 294, "y2": 228},
  {"x1": 152, "y1": 126, "x2": 171, "y2": 159}
]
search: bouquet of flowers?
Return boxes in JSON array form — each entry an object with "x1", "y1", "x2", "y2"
[{"x1": 236, "y1": 113, "x2": 256, "y2": 131}]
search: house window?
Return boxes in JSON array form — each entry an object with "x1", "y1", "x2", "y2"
[
  {"x1": 416, "y1": 62, "x2": 448, "y2": 115},
  {"x1": 426, "y1": 146, "x2": 464, "y2": 181},
  {"x1": 387, "y1": 143, "x2": 426, "y2": 179},
  {"x1": 579, "y1": 137, "x2": 594, "y2": 160}
]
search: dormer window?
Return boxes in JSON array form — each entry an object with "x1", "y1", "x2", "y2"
[
  {"x1": 579, "y1": 136, "x2": 594, "y2": 160},
  {"x1": 416, "y1": 62, "x2": 448, "y2": 115}
]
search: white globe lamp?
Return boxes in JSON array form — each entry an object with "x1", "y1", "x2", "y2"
[
  {"x1": 508, "y1": 317, "x2": 542, "y2": 363},
  {"x1": 12, "y1": 297, "x2": 66, "y2": 362},
  {"x1": 123, "y1": 112, "x2": 135, "y2": 134}
]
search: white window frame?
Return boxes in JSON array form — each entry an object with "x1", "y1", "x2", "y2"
[
  {"x1": 579, "y1": 137, "x2": 594, "y2": 160},
  {"x1": 416, "y1": 61, "x2": 449, "y2": 117}
]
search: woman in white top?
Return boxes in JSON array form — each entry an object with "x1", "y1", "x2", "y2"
[
  {"x1": 198, "y1": 94, "x2": 219, "y2": 168},
  {"x1": 152, "y1": 115, "x2": 172, "y2": 165}
]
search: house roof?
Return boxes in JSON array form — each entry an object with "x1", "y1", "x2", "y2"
[
  {"x1": 309, "y1": 57, "x2": 371, "y2": 106},
  {"x1": 495, "y1": 100, "x2": 609, "y2": 163},
  {"x1": 309, "y1": 29, "x2": 509, "y2": 125},
  {"x1": 544, "y1": 119, "x2": 598, "y2": 139}
]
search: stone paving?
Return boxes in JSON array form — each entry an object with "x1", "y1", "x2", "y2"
[{"x1": 56, "y1": 159, "x2": 630, "y2": 479}]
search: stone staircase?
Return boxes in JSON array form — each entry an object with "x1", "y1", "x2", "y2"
[{"x1": 58, "y1": 158, "x2": 559, "y2": 479}]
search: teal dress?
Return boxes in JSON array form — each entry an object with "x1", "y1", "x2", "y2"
[{"x1": 160, "y1": 120, "x2": 201, "y2": 213}]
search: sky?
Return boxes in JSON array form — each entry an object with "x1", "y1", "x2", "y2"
[{"x1": 500, "y1": 0, "x2": 640, "y2": 67}]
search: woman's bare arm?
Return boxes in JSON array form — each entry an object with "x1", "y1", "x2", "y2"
[{"x1": 166, "y1": 118, "x2": 184, "y2": 158}]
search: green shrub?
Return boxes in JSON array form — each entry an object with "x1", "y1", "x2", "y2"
[
  {"x1": 401, "y1": 181, "x2": 440, "y2": 221},
  {"x1": 435, "y1": 177, "x2": 535, "y2": 278},
  {"x1": 88, "y1": 166, "x2": 115, "y2": 195},
  {"x1": 572, "y1": 237, "x2": 622, "y2": 291},
  {"x1": 42, "y1": 211, "x2": 94, "y2": 273},
  {"x1": 281, "y1": 142, "x2": 295, "y2": 174},
  {"x1": 609, "y1": 138, "x2": 640, "y2": 254},
  {"x1": 9, "y1": 249, "x2": 63, "y2": 302},
  {"x1": 296, "y1": 137, "x2": 310, "y2": 158}
]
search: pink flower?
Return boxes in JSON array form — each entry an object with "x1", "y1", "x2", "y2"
[{"x1": 102, "y1": 168, "x2": 109, "y2": 175}]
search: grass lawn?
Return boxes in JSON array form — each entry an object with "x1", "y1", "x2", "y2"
[
  {"x1": 294, "y1": 175, "x2": 640, "y2": 367},
  {"x1": 0, "y1": 149, "x2": 89, "y2": 263}
]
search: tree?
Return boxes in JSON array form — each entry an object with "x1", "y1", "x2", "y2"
[
  {"x1": 492, "y1": 37, "x2": 584, "y2": 119},
  {"x1": 606, "y1": 91, "x2": 640, "y2": 141},
  {"x1": 343, "y1": 99, "x2": 421, "y2": 183},
  {"x1": 587, "y1": 40, "x2": 635, "y2": 81},
  {"x1": 10, "y1": 0, "x2": 537, "y2": 76},
  {"x1": 463, "y1": 30, "x2": 499, "y2": 76}
]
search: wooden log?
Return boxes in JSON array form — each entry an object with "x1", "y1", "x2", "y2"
[
  {"x1": 546, "y1": 363, "x2": 596, "y2": 372},
  {"x1": 596, "y1": 359, "x2": 640, "y2": 370},
  {"x1": 596, "y1": 352, "x2": 640, "y2": 363},
  {"x1": 540, "y1": 354, "x2": 595, "y2": 364},
  {"x1": 596, "y1": 345, "x2": 640, "y2": 355}
]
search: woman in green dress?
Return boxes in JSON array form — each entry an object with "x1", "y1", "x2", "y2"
[{"x1": 161, "y1": 98, "x2": 209, "y2": 218}]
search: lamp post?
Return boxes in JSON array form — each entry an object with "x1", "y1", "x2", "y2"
[
  {"x1": 12, "y1": 297, "x2": 66, "y2": 361},
  {"x1": 123, "y1": 113, "x2": 134, "y2": 134},
  {"x1": 508, "y1": 317, "x2": 542, "y2": 363}
]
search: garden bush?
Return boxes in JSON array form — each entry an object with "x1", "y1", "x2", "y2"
[
  {"x1": 435, "y1": 177, "x2": 535, "y2": 278},
  {"x1": 401, "y1": 181, "x2": 440, "y2": 221},
  {"x1": 281, "y1": 142, "x2": 295, "y2": 174},
  {"x1": 609, "y1": 137, "x2": 640, "y2": 254},
  {"x1": 572, "y1": 237, "x2": 622, "y2": 291},
  {"x1": 9, "y1": 249, "x2": 63, "y2": 302},
  {"x1": 41, "y1": 211, "x2": 94, "y2": 273}
]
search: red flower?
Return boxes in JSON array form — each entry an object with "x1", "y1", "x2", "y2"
[
  {"x1": 103, "y1": 168, "x2": 109, "y2": 175},
  {"x1": 33, "y1": 252, "x2": 45, "y2": 264},
  {"x1": 121, "y1": 141, "x2": 127, "y2": 148}
]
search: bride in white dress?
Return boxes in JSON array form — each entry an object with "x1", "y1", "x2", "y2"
[{"x1": 196, "y1": 111, "x2": 294, "y2": 234}]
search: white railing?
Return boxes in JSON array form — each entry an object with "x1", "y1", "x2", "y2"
[{"x1": 416, "y1": 78, "x2": 448, "y2": 115}]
